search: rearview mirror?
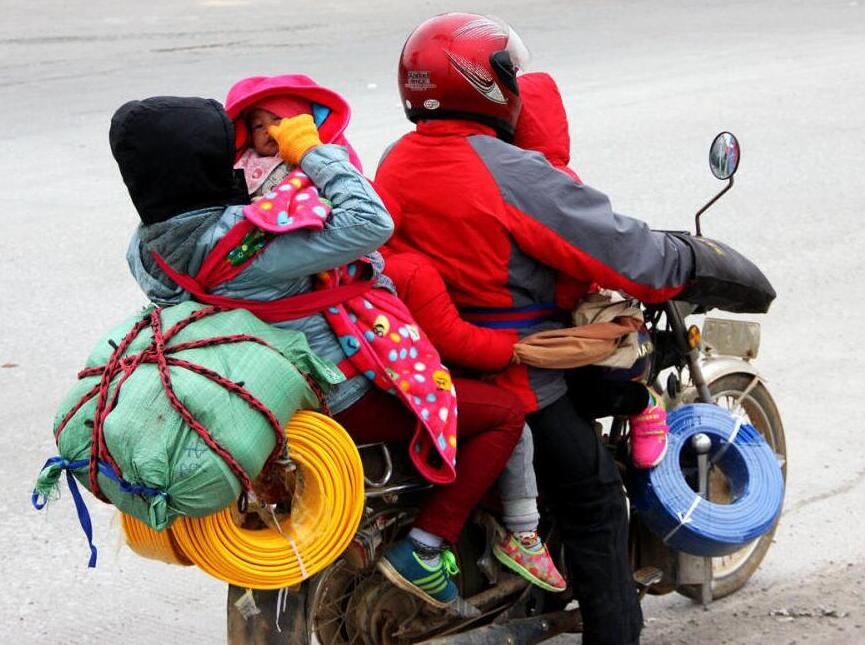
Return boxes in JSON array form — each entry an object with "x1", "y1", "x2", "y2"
[{"x1": 709, "y1": 132, "x2": 740, "y2": 180}]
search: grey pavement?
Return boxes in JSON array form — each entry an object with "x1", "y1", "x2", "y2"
[{"x1": 1, "y1": 1, "x2": 864, "y2": 643}]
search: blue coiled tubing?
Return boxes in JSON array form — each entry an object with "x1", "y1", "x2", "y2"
[{"x1": 631, "y1": 403, "x2": 784, "y2": 557}]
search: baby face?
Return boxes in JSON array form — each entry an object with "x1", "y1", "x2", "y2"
[{"x1": 248, "y1": 109, "x2": 281, "y2": 157}]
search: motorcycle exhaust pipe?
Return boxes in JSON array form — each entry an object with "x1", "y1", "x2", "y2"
[{"x1": 418, "y1": 608, "x2": 582, "y2": 645}]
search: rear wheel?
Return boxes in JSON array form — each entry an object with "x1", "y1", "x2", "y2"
[
  {"x1": 303, "y1": 520, "x2": 526, "y2": 644},
  {"x1": 677, "y1": 372, "x2": 786, "y2": 600}
]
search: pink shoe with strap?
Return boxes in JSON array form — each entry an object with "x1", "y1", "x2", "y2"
[
  {"x1": 493, "y1": 531, "x2": 566, "y2": 593},
  {"x1": 629, "y1": 389, "x2": 669, "y2": 469}
]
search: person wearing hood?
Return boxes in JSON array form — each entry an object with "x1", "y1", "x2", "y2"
[
  {"x1": 115, "y1": 95, "x2": 392, "y2": 415},
  {"x1": 113, "y1": 92, "x2": 526, "y2": 611},
  {"x1": 513, "y1": 71, "x2": 582, "y2": 184}
]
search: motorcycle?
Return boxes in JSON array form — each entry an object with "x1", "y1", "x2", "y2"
[{"x1": 226, "y1": 132, "x2": 786, "y2": 644}]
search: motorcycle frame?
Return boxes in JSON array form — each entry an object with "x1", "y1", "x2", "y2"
[{"x1": 663, "y1": 301, "x2": 714, "y2": 403}]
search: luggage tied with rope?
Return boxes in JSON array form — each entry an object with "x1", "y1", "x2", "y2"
[{"x1": 32, "y1": 301, "x2": 341, "y2": 566}]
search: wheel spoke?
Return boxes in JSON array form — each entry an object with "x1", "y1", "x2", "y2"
[
  {"x1": 327, "y1": 587, "x2": 361, "y2": 608},
  {"x1": 346, "y1": 630, "x2": 363, "y2": 645},
  {"x1": 316, "y1": 611, "x2": 352, "y2": 641},
  {"x1": 316, "y1": 613, "x2": 345, "y2": 629},
  {"x1": 312, "y1": 565, "x2": 381, "y2": 644}
]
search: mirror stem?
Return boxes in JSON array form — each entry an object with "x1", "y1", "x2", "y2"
[{"x1": 694, "y1": 175, "x2": 734, "y2": 236}]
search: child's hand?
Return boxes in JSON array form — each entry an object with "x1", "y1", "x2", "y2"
[{"x1": 267, "y1": 114, "x2": 322, "y2": 166}]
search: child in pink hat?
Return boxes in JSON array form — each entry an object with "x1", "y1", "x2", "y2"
[{"x1": 227, "y1": 74, "x2": 364, "y2": 199}]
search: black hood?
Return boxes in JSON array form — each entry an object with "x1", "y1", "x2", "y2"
[{"x1": 109, "y1": 96, "x2": 249, "y2": 225}]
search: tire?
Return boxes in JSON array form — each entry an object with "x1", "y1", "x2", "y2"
[{"x1": 676, "y1": 373, "x2": 786, "y2": 601}]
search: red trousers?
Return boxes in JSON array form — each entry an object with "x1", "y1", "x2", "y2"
[{"x1": 335, "y1": 377, "x2": 524, "y2": 543}]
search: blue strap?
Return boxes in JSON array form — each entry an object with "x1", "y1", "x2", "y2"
[
  {"x1": 469, "y1": 317, "x2": 556, "y2": 329},
  {"x1": 32, "y1": 457, "x2": 97, "y2": 568},
  {"x1": 96, "y1": 462, "x2": 166, "y2": 498},
  {"x1": 31, "y1": 457, "x2": 168, "y2": 569},
  {"x1": 459, "y1": 303, "x2": 559, "y2": 329},
  {"x1": 459, "y1": 303, "x2": 558, "y2": 314}
]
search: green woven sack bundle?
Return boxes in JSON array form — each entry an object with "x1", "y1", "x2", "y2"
[{"x1": 34, "y1": 302, "x2": 343, "y2": 531}]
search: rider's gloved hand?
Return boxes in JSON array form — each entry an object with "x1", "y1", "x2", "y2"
[{"x1": 267, "y1": 114, "x2": 322, "y2": 166}]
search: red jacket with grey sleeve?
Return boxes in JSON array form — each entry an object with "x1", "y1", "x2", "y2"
[{"x1": 375, "y1": 119, "x2": 693, "y2": 412}]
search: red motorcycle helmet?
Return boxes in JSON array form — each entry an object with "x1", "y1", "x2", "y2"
[{"x1": 398, "y1": 13, "x2": 530, "y2": 139}]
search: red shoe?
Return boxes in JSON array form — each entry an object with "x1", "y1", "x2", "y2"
[{"x1": 629, "y1": 390, "x2": 669, "y2": 469}]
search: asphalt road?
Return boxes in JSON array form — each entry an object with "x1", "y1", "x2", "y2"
[{"x1": 1, "y1": 1, "x2": 864, "y2": 643}]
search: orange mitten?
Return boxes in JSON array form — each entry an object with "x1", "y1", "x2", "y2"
[{"x1": 267, "y1": 114, "x2": 322, "y2": 166}]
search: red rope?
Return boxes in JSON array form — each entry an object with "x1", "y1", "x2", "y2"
[
  {"x1": 162, "y1": 304, "x2": 226, "y2": 341},
  {"x1": 88, "y1": 317, "x2": 150, "y2": 500},
  {"x1": 54, "y1": 306, "x2": 309, "y2": 502},
  {"x1": 148, "y1": 310, "x2": 257, "y2": 493},
  {"x1": 164, "y1": 357, "x2": 285, "y2": 473},
  {"x1": 161, "y1": 334, "x2": 274, "y2": 354},
  {"x1": 76, "y1": 334, "x2": 274, "y2": 379},
  {"x1": 53, "y1": 381, "x2": 100, "y2": 441},
  {"x1": 303, "y1": 373, "x2": 332, "y2": 418}
]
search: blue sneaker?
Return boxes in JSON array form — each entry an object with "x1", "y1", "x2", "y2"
[{"x1": 376, "y1": 538, "x2": 459, "y2": 608}]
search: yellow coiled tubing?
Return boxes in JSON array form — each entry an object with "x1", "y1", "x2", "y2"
[
  {"x1": 120, "y1": 513, "x2": 192, "y2": 566},
  {"x1": 121, "y1": 411, "x2": 364, "y2": 589}
]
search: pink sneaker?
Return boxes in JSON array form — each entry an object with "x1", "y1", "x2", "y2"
[
  {"x1": 629, "y1": 390, "x2": 669, "y2": 469},
  {"x1": 493, "y1": 531, "x2": 567, "y2": 593}
]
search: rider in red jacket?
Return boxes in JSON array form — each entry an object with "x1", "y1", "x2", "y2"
[
  {"x1": 380, "y1": 72, "x2": 584, "y2": 372},
  {"x1": 378, "y1": 65, "x2": 691, "y2": 418},
  {"x1": 375, "y1": 14, "x2": 697, "y2": 644}
]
